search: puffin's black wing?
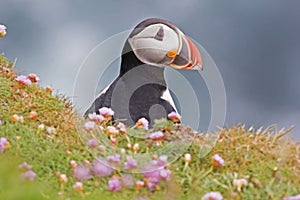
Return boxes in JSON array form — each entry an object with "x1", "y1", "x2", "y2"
[
  {"x1": 83, "y1": 77, "x2": 120, "y2": 117},
  {"x1": 84, "y1": 75, "x2": 177, "y2": 126}
]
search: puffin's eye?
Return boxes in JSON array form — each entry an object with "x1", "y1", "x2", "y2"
[{"x1": 154, "y1": 26, "x2": 164, "y2": 41}]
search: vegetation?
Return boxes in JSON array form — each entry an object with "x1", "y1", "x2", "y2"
[{"x1": 0, "y1": 54, "x2": 299, "y2": 200}]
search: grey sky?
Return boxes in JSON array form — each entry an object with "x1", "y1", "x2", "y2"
[{"x1": 1, "y1": 0, "x2": 299, "y2": 139}]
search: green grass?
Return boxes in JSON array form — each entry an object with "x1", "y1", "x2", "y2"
[{"x1": 0, "y1": 54, "x2": 299, "y2": 200}]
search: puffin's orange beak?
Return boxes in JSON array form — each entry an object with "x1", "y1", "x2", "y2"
[{"x1": 167, "y1": 34, "x2": 203, "y2": 70}]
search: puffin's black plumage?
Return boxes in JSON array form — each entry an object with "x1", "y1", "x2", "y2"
[
  {"x1": 84, "y1": 18, "x2": 203, "y2": 126},
  {"x1": 84, "y1": 40, "x2": 176, "y2": 125}
]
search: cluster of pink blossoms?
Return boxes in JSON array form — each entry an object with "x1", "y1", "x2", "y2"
[
  {"x1": 18, "y1": 162, "x2": 37, "y2": 181},
  {"x1": 0, "y1": 137, "x2": 10, "y2": 152},
  {"x1": 84, "y1": 107, "x2": 115, "y2": 132},
  {"x1": 15, "y1": 73, "x2": 40, "y2": 86},
  {"x1": 69, "y1": 153, "x2": 171, "y2": 192},
  {"x1": 0, "y1": 24, "x2": 6, "y2": 37},
  {"x1": 80, "y1": 107, "x2": 183, "y2": 193}
]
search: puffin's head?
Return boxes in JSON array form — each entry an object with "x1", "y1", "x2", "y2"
[{"x1": 127, "y1": 18, "x2": 203, "y2": 70}]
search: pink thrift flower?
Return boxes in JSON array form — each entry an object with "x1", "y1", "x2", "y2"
[
  {"x1": 91, "y1": 159, "x2": 114, "y2": 177},
  {"x1": 159, "y1": 169, "x2": 171, "y2": 180},
  {"x1": 99, "y1": 107, "x2": 114, "y2": 118},
  {"x1": 73, "y1": 164, "x2": 91, "y2": 181},
  {"x1": 88, "y1": 112, "x2": 104, "y2": 123},
  {"x1": 73, "y1": 182, "x2": 84, "y2": 192},
  {"x1": 124, "y1": 158, "x2": 138, "y2": 170},
  {"x1": 87, "y1": 138, "x2": 98, "y2": 148},
  {"x1": 21, "y1": 170, "x2": 36, "y2": 181},
  {"x1": 0, "y1": 137, "x2": 10, "y2": 152},
  {"x1": 84, "y1": 121, "x2": 95, "y2": 131},
  {"x1": 0, "y1": 25, "x2": 7, "y2": 37},
  {"x1": 167, "y1": 111, "x2": 181, "y2": 123},
  {"x1": 202, "y1": 191, "x2": 223, "y2": 200},
  {"x1": 70, "y1": 160, "x2": 78, "y2": 168},
  {"x1": 28, "y1": 73, "x2": 40, "y2": 83},
  {"x1": 150, "y1": 155, "x2": 168, "y2": 167},
  {"x1": 108, "y1": 177, "x2": 122, "y2": 192},
  {"x1": 159, "y1": 155, "x2": 168, "y2": 163},
  {"x1": 283, "y1": 194, "x2": 300, "y2": 200},
  {"x1": 149, "y1": 131, "x2": 164, "y2": 141},
  {"x1": 107, "y1": 154, "x2": 121, "y2": 164},
  {"x1": 211, "y1": 154, "x2": 225, "y2": 167},
  {"x1": 59, "y1": 174, "x2": 68, "y2": 184},
  {"x1": 0, "y1": 119, "x2": 2, "y2": 125},
  {"x1": 135, "y1": 117, "x2": 149, "y2": 130},
  {"x1": 106, "y1": 126, "x2": 119, "y2": 136},
  {"x1": 117, "y1": 122, "x2": 126, "y2": 133},
  {"x1": 18, "y1": 162, "x2": 32, "y2": 171},
  {"x1": 147, "y1": 181, "x2": 157, "y2": 191},
  {"x1": 233, "y1": 178, "x2": 248, "y2": 191},
  {"x1": 15, "y1": 75, "x2": 32, "y2": 85},
  {"x1": 143, "y1": 167, "x2": 171, "y2": 184},
  {"x1": 135, "y1": 180, "x2": 145, "y2": 190}
]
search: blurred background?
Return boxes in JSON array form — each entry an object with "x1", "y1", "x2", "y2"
[{"x1": 0, "y1": 0, "x2": 299, "y2": 139}]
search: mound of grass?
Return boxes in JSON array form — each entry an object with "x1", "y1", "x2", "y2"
[{"x1": 0, "y1": 54, "x2": 299, "y2": 200}]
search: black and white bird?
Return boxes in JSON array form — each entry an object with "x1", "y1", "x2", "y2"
[{"x1": 85, "y1": 18, "x2": 202, "y2": 126}]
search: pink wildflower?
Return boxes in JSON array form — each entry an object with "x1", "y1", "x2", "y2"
[
  {"x1": 106, "y1": 126, "x2": 119, "y2": 136},
  {"x1": 84, "y1": 121, "x2": 95, "y2": 131},
  {"x1": 117, "y1": 122, "x2": 126, "y2": 134},
  {"x1": 135, "y1": 180, "x2": 145, "y2": 190},
  {"x1": 70, "y1": 160, "x2": 77, "y2": 168},
  {"x1": 0, "y1": 137, "x2": 10, "y2": 152},
  {"x1": 21, "y1": 170, "x2": 36, "y2": 181},
  {"x1": 73, "y1": 182, "x2": 84, "y2": 192},
  {"x1": 107, "y1": 154, "x2": 121, "y2": 164},
  {"x1": 108, "y1": 177, "x2": 122, "y2": 192},
  {"x1": 211, "y1": 154, "x2": 225, "y2": 167},
  {"x1": 73, "y1": 164, "x2": 91, "y2": 181},
  {"x1": 88, "y1": 112, "x2": 104, "y2": 123},
  {"x1": 124, "y1": 158, "x2": 138, "y2": 170},
  {"x1": 149, "y1": 131, "x2": 164, "y2": 141},
  {"x1": 0, "y1": 25, "x2": 7, "y2": 37},
  {"x1": 233, "y1": 178, "x2": 248, "y2": 191},
  {"x1": 99, "y1": 107, "x2": 114, "y2": 118},
  {"x1": 135, "y1": 117, "x2": 149, "y2": 130},
  {"x1": 143, "y1": 167, "x2": 171, "y2": 184},
  {"x1": 159, "y1": 169, "x2": 171, "y2": 180},
  {"x1": 202, "y1": 191, "x2": 223, "y2": 200},
  {"x1": 59, "y1": 174, "x2": 68, "y2": 184},
  {"x1": 87, "y1": 138, "x2": 98, "y2": 148},
  {"x1": 18, "y1": 162, "x2": 32, "y2": 171},
  {"x1": 167, "y1": 111, "x2": 181, "y2": 123},
  {"x1": 11, "y1": 114, "x2": 24, "y2": 123},
  {"x1": 91, "y1": 159, "x2": 114, "y2": 177},
  {"x1": 147, "y1": 181, "x2": 158, "y2": 191},
  {"x1": 28, "y1": 73, "x2": 40, "y2": 83},
  {"x1": 110, "y1": 137, "x2": 118, "y2": 145},
  {"x1": 133, "y1": 143, "x2": 140, "y2": 152},
  {"x1": 150, "y1": 155, "x2": 168, "y2": 167},
  {"x1": 15, "y1": 75, "x2": 32, "y2": 85}
]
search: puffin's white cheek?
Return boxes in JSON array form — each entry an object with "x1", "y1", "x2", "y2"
[
  {"x1": 134, "y1": 48, "x2": 167, "y2": 64},
  {"x1": 130, "y1": 38, "x2": 168, "y2": 64}
]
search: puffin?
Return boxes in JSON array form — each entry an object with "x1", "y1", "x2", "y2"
[{"x1": 85, "y1": 18, "x2": 203, "y2": 126}]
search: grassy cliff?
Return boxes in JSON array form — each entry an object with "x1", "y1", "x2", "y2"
[{"x1": 0, "y1": 54, "x2": 299, "y2": 200}]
